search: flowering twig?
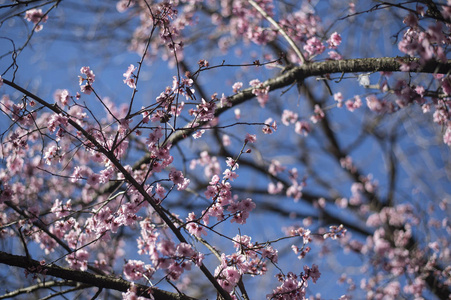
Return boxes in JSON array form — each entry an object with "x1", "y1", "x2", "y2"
[{"x1": 247, "y1": 0, "x2": 307, "y2": 64}]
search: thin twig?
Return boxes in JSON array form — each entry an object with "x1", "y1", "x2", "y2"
[{"x1": 247, "y1": 0, "x2": 307, "y2": 64}]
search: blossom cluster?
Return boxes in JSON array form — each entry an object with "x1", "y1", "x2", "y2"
[
  {"x1": 215, "y1": 234, "x2": 279, "y2": 294},
  {"x1": 24, "y1": 9, "x2": 48, "y2": 32}
]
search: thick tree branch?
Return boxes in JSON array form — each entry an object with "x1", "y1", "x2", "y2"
[
  {"x1": 0, "y1": 251, "x2": 197, "y2": 300},
  {"x1": 132, "y1": 57, "x2": 451, "y2": 167},
  {"x1": 0, "y1": 280, "x2": 88, "y2": 299}
]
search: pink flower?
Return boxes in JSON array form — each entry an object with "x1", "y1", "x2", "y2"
[
  {"x1": 175, "y1": 242, "x2": 196, "y2": 257},
  {"x1": 186, "y1": 213, "x2": 207, "y2": 238},
  {"x1": 44, "y1": 145, "x2": 61, "y2": 165},
  {"x1": 295, "y1": 120, "x2": 310, "y2": 136},
  {"x1": 123, "y1": 64, "x2": 136, "y2": 78},
  {"x1": 334, "y1": 92, "x2": 343, "y2": 106},
  {"x1": 304, "y1": 264, "x2": 321, "y2": 283},
  {"x1": 215, "y1": 265, "x2": 241, "y2": 293},
  {"x1": 87, "y1": 172, "x2": 100, "y2": 186},
  {"x1": 66, "y1": 250, "x2": 89, "y2": 271},
  {"x1": 222, "y1": 134, "x2": 231, "y2": 146},
  {"x1": 345, "y1": 96, "x2": 362, "y2": 112},
  {"x1": 223, "y1": 169, "x2": 238, "y2": 181},
  {"x1": 226, "y1": 157, "x2": 239, "y2": 170},
  {"x1": 193, "y1": 98, "x2": 216, "y2": 121},
  {"x1": 263, "y1": 118, "x2": 277, "y2": 134},
  {"x1": 268, "y1": 160, "x2": 285, "y2": 176},
  {"x1": 51, "y1": 199, "x2": 72, "y2": 218},
  {"x1": 304, "y1": 37, "x2": 325, "y2": 56},
  {"x1": 261, "y1": 246, "x2": 278, "y2": 263},
  {"x1": 244, "y1": 133, "x2": 257, "y2": 143},
  {"x1": 53, "y1": 89, "x2": 70, "y2": 106},
  {"x1": 328, "y1": 50, "x2": 343, "y2": 60},
  {"x1": 204, "y1": 185, "x2": 218, "y2": 199},
  {"x1": 232, "y1": 82, "x2": 243, "y2": 93},
  {"x1": 223, "y1": 266, "x2": 241, "y2": 284},
  {"x1": 80, "y1": 66, "x2": 95, "y2": 84},
  {"x1": 122, "y1": 283, "x2": 150, "y2": 300},
  {"x1": 123, "y1": 77, "x2": 136, "y2": 89},
  {"x1": 123, "y1": 64, "x2": 137, "y2": 88},
  {"x1": 327, "y1": 32, "x2": 342, "y2": 49},
  {"x1": 238, "y1": 198, "x2": 256, "y2": 212},
  {"x1": 47, "y1": 114, "x2": 68, "y2": 133},
  {"x1": 169, "y1": 168, "x2": 184, "y2": 185},
  {"x1": 123, "y1": 260, "x2": 154, "y2": 281},
  {"x1": 193, "y1": 129, "x2": 205, "y2": 139},
  {"x1": 80, "y1": 84, "x2": 93, "y2": 95},
  {"x1": 249, "y1": 79, "x2": 270, "y2": 107},
  {"x1": 281, "y1": 109, "x2": 298, "y2": 126},
  {"x1": 310, "y1": 105, "x2": 324, "y2": 123},
  {"x1": 24, "y1": 9, "x2": 48, "y2": 32},
  {"x1": 157, "y1": 239, "x2": 176, "y2": 256},
  {"x1": 366, "y1": 95, "x2": 384, "y2": 113},
  {"x1": 155, "y1": 183, "x2": 166, "y2": 199},
  {"x1": 268, "y1": 181, "x2": 283, "y2": 194}
]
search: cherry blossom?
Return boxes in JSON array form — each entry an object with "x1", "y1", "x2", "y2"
[
  {"x1": 1, "y1": 1, "x2": 451, "y2": 299},
  {"x1": 123, "y1": 64, "x2": 137, "y2": 88},
  {"x1": 24, "y1": 9, "x2": 48, "y2": 31}
]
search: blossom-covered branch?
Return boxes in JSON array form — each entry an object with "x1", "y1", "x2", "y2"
[{"x1": 0, "y1": 251, "x2": 196, "y2": 300}]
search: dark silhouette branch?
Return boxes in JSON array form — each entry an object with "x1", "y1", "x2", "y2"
[
  {"x1": 0, "y1": 251, "x2": 197, "y2": 300},
  {"x1": 136, "y1": 57, "x2": 451, "y2": 168}
]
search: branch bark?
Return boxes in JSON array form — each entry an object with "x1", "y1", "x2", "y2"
[
  {"x1": 0, "y1": 251, "x2": 197, "y2": 300},
  {"x1": 134, "y1": 57, "x2": 451, "y2": 167}
]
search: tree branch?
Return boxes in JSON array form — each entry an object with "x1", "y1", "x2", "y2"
[
  {"x1": 133, "y1": 57, "x2": 451, "y2": 168},
  {"x1": 0, "y1": 251, "x2": 197, "y2": 300}
]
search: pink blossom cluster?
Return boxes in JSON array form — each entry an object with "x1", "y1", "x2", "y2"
[
  {"x1": 169, "y1": 168, "x2": 190, "y2": 191},
  {"x1": 284, "y1": 226, "x2": 312, "y2": 260},
  {"x1": 281, "y1": 109, "x2": 312, "y2": 137},
  {"x1": 303, "y1": 37, "x2": 325, "y2": 58},
  {"x1": 202, "y1": 174, "x2": 256, "y2": 226},
  {"x1": 365, "y1": 95, "x2": 395, "y2": 114},
  {"x1": 123, "y1": 64, "x2": 137, "y2": 88},
  {"x1": 334, "y1": 93, "x2": 362, "y2": 112},
  {"x1": 286, "y1": 168, "x2": 305, "y2": 202},
  {"x1": 172, "y1": 75, "x2": 195, "y2": 101},
  {"x1": 266, "y1": 160, "x2": 309, "y2": 203},
  {"x1": 249, "y1": 79, "x2": 270, "y2": 107},
  {"x1": 398, "y1": 16, "x2": 447, "y2": 64},
  {"x1": 268, "y1": 265, "x2": 321, "y2": 300},
  {"x1": 190, "y1": 98, "x2": 216, "y2": 122},
  {"x1": 214, "y1": 234, "x2": 278, "y2": 294},
  {"x1": 24, "y1": 9, "x2": 48, "y2": 32},
  {"x1": 122, "y1": 283, "x2": 151, "y2": 300},
  {"x1": 221, "y1": 0, "x2": 277, "y2": 46},
  {"x1": 189, "y1": 150, "x2": 221, "y2": 178},
  {"x1": 135, "y1": 218, "x2": 204, "y2": 282},
  {"x1": 121, "y1": 1, "x2": 188, "y2": 65},
  {"x1": 53, "y1": 89, "x2": 71, "y2": 106},
  {"x1": 79, "y1": 66, "x2": 96, "y2": 95},
  {"x1": 337, "y1": 201, "x2": 451, "y2": 299}
]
